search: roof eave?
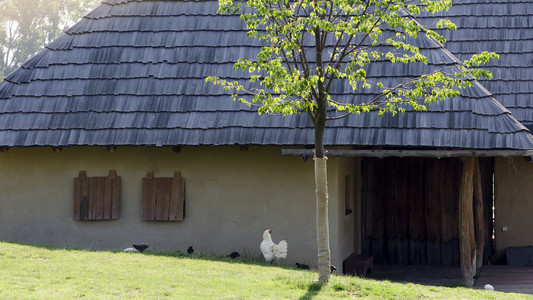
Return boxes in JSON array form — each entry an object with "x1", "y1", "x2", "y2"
[{"x1": 281, "y1": 148, "x2": 533, "y2": 158}]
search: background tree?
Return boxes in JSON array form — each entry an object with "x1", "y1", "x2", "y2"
[
  {"x1": 0, "y1": 0, "x2": 100, "y2": 79},
  {"x1": 209, "y1": 0, "x2": 496, "y2": 283}
]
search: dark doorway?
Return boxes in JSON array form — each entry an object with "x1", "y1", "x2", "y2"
[{"x1": 360, "y1": 157, "x2": 493, "y2": 265}]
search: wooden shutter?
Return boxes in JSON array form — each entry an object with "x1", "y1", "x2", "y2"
[
  {"x1": 74, "y1": 170, "x2": 121, "y2": 220},
  {"x1": 142, "y1": 171, "x2": 185, "y2": 221}
]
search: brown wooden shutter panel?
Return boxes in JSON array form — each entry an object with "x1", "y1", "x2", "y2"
[
  {"x1": 142, "y1": 171, "x2": 157, "y2": 220},
  {"x1": 88, "y1": 177, "x2": 97, "y2": 219},
  {"x1": 111, "y1": 173, "x2": 121, "y2": 219},
  {"x1": 73, "y1": 171, "x2": 84, "y2": 220},
  {"x1": 156, "y1": 177, "x2": 172, "y2": 220},
  {"x1": 80, "y1": 173, "x2": 90, "y2": 220},
  {"x1": 74, "y1": 170, "x2": 120, "y2": 221},
  {"x1": 170, "y1": 171, "x2": 185, "y2": 221},
  {"x1": 95, "y1": 177, "x2": 106, "y2": 219},
  {"x1": 104, "y1": 175, "x2": 113, "y2": 220},
  {"x1": 142, "y1": 171, "x2": 185, "y2": 221}
]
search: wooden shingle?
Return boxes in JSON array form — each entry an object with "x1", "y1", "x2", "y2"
[{"x1": 0, "y1": 0, "x2": 531, "y2": 150}]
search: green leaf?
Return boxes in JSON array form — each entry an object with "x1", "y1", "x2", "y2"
[{"x1": 207, "y1": 0, "x2": 497, "y2": 123}]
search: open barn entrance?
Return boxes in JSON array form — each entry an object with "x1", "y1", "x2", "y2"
[{"x1": 360, "y1": 157, "x2": 494, "y2": 265}]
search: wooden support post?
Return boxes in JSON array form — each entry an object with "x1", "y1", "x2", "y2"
[
  {"x1": 459, "y1": 157, "x2": 476, "y2": 287},
  {"x1": 473, "y1": 158, "x2": 485, "y2": 275}
]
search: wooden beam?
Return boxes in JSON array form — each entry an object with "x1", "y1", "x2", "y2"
[
  {"x1": 172, "y1": 146, "x2": 182, "y2": 153},
  {"x1": 52, "y1": 147, "x2": 62, "y2": 153},
  {"x1": 240, "y1": 145, "x2": 249, "y2": 151},
  {"x1": 459, "y1": 157, "x2": 476, "y2": 287},
  {"x1": 282, "y1": 149, "x2": 533, "y2": 158},
  {"x1": 473, "y1": 157, "x2": 485, "y2": 275},
  {"x1": 145, "y1": 170, "x2": 154, "y2": 180},
  {"x1": 107, "y1": 145, "x2": 117, "y2": 153},
  {"x1": 0, "y1": 147, "x2": 8, "y2": 153}
]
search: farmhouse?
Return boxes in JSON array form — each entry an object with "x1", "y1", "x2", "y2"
[{"x1": 0, "y1": 0, "x2": 532, "y2": 278}]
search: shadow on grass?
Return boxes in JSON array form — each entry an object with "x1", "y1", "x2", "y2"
[
  {"x1": 298, "y1": 282, "x2": 324, "y2": 300},
  {"x1": 2, "y1": 241, "x2": 306, "y2": 271},
  {"x1": 144, "y1": 249, "x2": 306, "y2": 271}
]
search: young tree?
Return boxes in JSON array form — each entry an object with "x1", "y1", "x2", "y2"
[
  {"x1": 0, "y1": 0, "x2": 100, "y2": 78},
  {"x1": 208, "y1": 0, "x2": 496, "y2": 282}
]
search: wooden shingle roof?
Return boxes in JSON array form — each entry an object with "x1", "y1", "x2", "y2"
[
  {"x1": 420, "y1": 0, "x2": 533, "y2": 129},
  {"x1": 0, "y1": 0, "x2": 531, "y2": 149}
]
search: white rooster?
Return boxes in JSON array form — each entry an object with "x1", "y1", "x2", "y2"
[{"x1": 260, "y1": 229, "x2": 288, "y2": 263}]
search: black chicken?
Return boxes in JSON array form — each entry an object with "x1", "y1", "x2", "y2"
[{"x1": 133, "y1": 243, "x2": 149, "y2": 252}]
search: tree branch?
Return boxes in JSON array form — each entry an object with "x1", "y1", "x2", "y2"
[
  {"x1": 325, "y1": 1, "x2": 387, "y2": 93},
  {"x1": 326, "y1": 112, "x2": 352, "y2": 121},
  {"x1": 366, "y1": 66, "x2": 459, "y2": 106}
]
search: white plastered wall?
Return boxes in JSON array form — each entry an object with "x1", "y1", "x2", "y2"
[
  {"x1": 494, "y1": 156, "x2": 533, "y2": 263},
  {"x1": 0, "y1": 146, "x2": 350, "y2": 269},
  {"x1": 328, "y1": 156, "x2": 360, "y2": 270}
]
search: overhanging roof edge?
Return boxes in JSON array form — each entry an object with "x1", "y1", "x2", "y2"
[{"x1": 281, "y1": 148, "x2": 533, "y2": 158}]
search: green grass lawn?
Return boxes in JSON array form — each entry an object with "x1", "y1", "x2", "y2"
[{"x1": 0, "y1": 241, "x2": 529, "y2": 299}]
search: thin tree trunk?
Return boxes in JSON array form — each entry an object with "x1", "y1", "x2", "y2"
[
  {"x1": 314, "y1": 109, "x2": 330, "y2": 282},
  {"x1": 313, "y1": 23, "x2": 331, "y2": 283},
  {"x1": 315, "y1": 156, "x2": 331, "y2": 282}
]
